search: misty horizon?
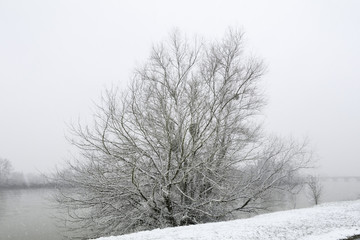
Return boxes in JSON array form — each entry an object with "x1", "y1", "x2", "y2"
[{"x1": 1, "y1": 0, "x2": 359, "y2": 177}]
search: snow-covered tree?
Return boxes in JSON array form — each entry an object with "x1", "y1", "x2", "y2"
[
  {"x1": 306, "y1": 175, "x2": 323, "y2": 205},
  {"x1": 0, "y1": 157, "x2": 12, "y2": 186},
  {"x1": 54, "y1": 29, "x2": 311, "y2": 239}
]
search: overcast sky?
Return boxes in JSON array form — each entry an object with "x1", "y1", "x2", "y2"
[{"x1": 1, "y1": 0, "x2": 359, "y2": 176}]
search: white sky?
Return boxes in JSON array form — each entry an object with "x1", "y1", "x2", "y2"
[{"x1": 0, "y1": 0, "x2": 359, "y2": 176}]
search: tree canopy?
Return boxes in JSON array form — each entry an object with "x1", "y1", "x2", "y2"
[{"x1": 55, "y1": 29, "x2": 311, "y2": 239}]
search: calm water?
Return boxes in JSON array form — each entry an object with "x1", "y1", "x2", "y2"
[
  {"x1": 0, "y1": 188, "x2": 63, "y2": 240},
  {"x1": 1, "y1": 179, "x2": 360, "y2": 240}
]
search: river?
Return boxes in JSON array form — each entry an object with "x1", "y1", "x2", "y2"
[
  {"x1": 0, "y1": 188, "x2": 62, "y2": 240},
  {"x1": 1, "y1": 179, "x2": 360, "y2": 240}
]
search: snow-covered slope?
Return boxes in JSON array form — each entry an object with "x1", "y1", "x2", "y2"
[{"x1": 93, "y1": 200, "x2": 360, "y2": 240}]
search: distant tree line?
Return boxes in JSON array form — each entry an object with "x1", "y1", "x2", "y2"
[{"x1": 0, "y1": 157, "x2": 56, "y2": 189}]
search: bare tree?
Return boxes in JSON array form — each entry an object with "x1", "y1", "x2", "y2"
[
  {"x1": 54, "y1": 29, "x2": 311, "y2": 239},
  {"x1": 0, "y1": 158, "x2": 12, "y2": 186},
  {"x1": 306, "y1": 175, "x2": 323, "y2": 205}
]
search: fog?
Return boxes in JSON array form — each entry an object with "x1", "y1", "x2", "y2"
[{"x1": 1, "y1": 0, "x2": 359, "y2": 176}]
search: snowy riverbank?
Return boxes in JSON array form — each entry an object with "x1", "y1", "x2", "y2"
[{"x1": 93, "y1": 200, "x2": 360, "y2": 240}]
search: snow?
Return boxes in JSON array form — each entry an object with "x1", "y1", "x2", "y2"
[{"x1": 92, "y1": 200, "x2": 360, "y2": 240}]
